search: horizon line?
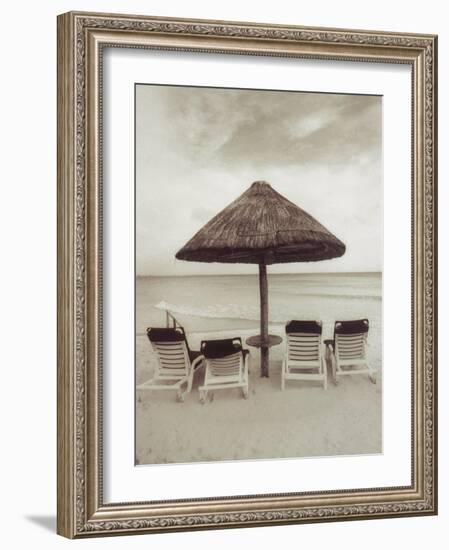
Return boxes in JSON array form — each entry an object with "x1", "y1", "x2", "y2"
[{"x1": 137, "y1": 271, "x2": 382, "y2": 278}]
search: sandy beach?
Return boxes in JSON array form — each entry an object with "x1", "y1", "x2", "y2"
[{"x1": 135, "y1": 273, "x2": 382, "y2": 465}]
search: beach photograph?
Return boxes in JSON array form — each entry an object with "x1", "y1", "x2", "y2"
[{"x1": 135, "y1": 84, "x2": 382, "y2": 466}]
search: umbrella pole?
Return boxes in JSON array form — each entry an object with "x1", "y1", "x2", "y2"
[{"x1": 259, "y1": 262, "x2": 269, "y2": 377}]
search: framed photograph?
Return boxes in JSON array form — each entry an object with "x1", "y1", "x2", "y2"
[{"x1": 57, "y1": 11, "x2": 438, "y2": 538}]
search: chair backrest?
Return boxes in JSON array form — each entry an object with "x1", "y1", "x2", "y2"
[
  {"x1": 334, "y1": 319, "x2": 369, "y2": 361},
  {"x1": 200, "y1": 338, "x2": 243, "y2": 378},
  {"x1": 147, "y1": 327, "x2": 190, "y2": 376},
  {"x1": 285, "y1": 320, "x2": 322, "y2": 362}
]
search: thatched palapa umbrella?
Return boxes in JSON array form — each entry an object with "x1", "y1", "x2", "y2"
[{"x1": 176, "y1": 181, "x2": 346, "y2": 377}]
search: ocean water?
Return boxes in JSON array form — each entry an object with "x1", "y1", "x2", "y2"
[{"x1": 136, "y1": 273, "x2": 382, "y2": 351}]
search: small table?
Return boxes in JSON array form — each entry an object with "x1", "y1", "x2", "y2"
[
  {"x1": 246, "y1": 334, "x2": 283, "y2": 348},
  {"x1": 245, "y1": 334, "x2": 283, "y2": 377}
]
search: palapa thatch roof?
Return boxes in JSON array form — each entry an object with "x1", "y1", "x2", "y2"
[{"x1": 176, "y1": 181, "x2": 346, "y2": 265}]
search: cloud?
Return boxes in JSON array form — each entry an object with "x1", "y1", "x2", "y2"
[
  {"x1": 145, "y1": 87, "x2": 381, "y2": 171},
  {"x1": 135, "y1": 84, "x2": 382, "y2": 275}
]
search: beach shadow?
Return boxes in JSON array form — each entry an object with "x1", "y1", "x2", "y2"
[{"x1": 25, "y1": 515, "x2": 56, "y2": 533}]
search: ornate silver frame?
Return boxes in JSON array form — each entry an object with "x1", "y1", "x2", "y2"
[{"x1": 57, "y1": 11, "x2": 438, "y2": 538}]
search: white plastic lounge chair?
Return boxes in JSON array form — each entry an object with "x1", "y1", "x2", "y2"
[
  {"x1": 198, "y1": 338, "x2": 249, "y2": 403},
  {"x1": 137, "y1": 327, "x2": 204, "y2": 402},
  {"x1": 282, "y1": 320, "x2": 327, "y2": 390},
  {"x1": 328, "y1": 319, "x2": 376, "y2": 384}
]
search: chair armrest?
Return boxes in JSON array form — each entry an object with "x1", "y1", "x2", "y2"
[
  {"x1": 320, "y1": 342, "x2": 327, "y2": 357},
  {"x1": 191, "y1": 354, "x2": 205, "y2": 370},
  {"x1": 323, "y1": 340, "x2": 335, "y2": 363},
  {"x1": 323, "y1": 338, "x2": 334, "y2": 349}
]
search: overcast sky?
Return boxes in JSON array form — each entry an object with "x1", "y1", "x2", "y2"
[{"x1": 136, "y1": 84, "x2": 382, "y2": 276}]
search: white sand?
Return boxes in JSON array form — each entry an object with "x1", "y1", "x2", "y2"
[{"x1": 136, "y1": 327, "x2": 382, "y2": 465}]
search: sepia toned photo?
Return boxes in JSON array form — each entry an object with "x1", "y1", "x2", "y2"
[
  {"x1": 57, "y1": 13, "x2": 437, "y2": 536},
  {"x1": 135, "y1": 83, "x2": 382, "y2": 466}
]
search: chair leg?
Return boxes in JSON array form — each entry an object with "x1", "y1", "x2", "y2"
[
  {"x1": 322, "y1": 358, "x2": 327, "y2": 390},
  {"x1": 186, "y1": 369, "x2": 194, "y2": 394},
  {"x1": 331, "y1": 356, "x2": 338, "y2": 385},
  {"x1": 242, "y1": 370, "x2": 249, "y2": 399},
  {"x1": 177, "y1": 373, "x2": 193, "y2": 402},
  {"x1": 241, "y1": 356, "x2": 249, "y2": 399},
  {"x1": 199, "y1": 390, "x2": 206, "y2": 404},
  {"x1": 176, "y1": 388, "x2": 185, "y2": 402}
]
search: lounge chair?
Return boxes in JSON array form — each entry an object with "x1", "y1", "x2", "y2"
[
  {"x1": 282, "y1": 320, "x2": 326, "y2": 390},
  {"x1": 137, "y1": 327, "x2": 204, "y2": 401},
  {"x1": 198, "y1": 338, "x2": 249, "y2": 403},
  {"x1": 328, "y1": 319, "x2": 376, "y2": 384}
]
